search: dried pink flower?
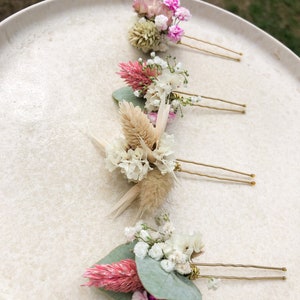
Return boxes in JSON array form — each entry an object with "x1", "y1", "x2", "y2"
[
  {"x1": 148, "y1": 111, "x2": 176, "y2": 125},
  {"x1": 133, "y1": 0, "x2": 173, "y2": 25},
  {"x1": 167, "y1": 24, "x2": 184, "y2": 42},
  {"x1": 83, "y1": 259, "x2": 143, "y2": 293},
  {"x1": 118, "y1": 61, "x2": 159, "y2": 93},
  {"x1": 163, "y1": 0, "x2": 180, "y2": 12},
  {"x1": 175, "y1": 7, "x2": 191, "y2": 21}
]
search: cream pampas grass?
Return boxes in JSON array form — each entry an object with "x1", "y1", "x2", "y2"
[
  {"x1": 137, "y1": 169, "x2": 174, "y2": 218},
  {"x1": 110, "y1": 170, "x2": 174, "y2": 219},
  {"x1": 120, "y1": 102, "x2": 157, "y2": 150}
]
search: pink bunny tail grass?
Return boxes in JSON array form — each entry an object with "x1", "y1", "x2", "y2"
[
  {"x1": 118, "y1": 61, "x2": 158, "y2": 93},
  {"x1": 83, "y1": 259, "x2": 143, "y2": 293}
]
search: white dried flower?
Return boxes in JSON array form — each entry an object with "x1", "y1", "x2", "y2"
[
  {"x1": 160, "y1": 259, "x2": 175, "y2": 272},
  {"x1": 152, "y1": 133, "x2": 176, "y2": 175},
  {"x1": 118, "y1": 147, "x2": 152, "y2": 182},
  {"x1": 154, "y1": 14, "x2": 169, "y2": 31},
  {"x1": 124, "y1": 226, "x2": 137, "y2": 242},
  {"x1": 134, "y1": 90, "x2": 141, "y2": 97},
  {"x1": 134, "y1": 241, "x2": 150, "y2": 259},
  {"x1": 153, "y1": 56, "x2": 168, "y2": 69},
  {"x1": 174, "y1": 62, "x2": 183, "y2": 73},
  {"x1": 160, "y1": 221, "x2": 175, "y2": 237},
  {"x1": 207, "y1": 278, "x2": 221, "y2": 290},
  {"x1": 175, "y1": 262, "x2": 192, "y2": 275},
  {"x1": 168, "y1": 250, "x2": 188, "y2": 264},
  {"x1": 148, "y1": 243, "x2": 164, "y2": 260},
  {"x1": 147, "y1": 59, "x2": 155, "y2": 65},
  {"x1": 190, "y1": 95, "x2": 201, "y2": 103},
  {"x1": 171, "y1": 99, "x2": 180, "y2": 108},
  {"x1": 139, "y1": 229, "x2": 151, "y2": 241},
  {"x1": 105, "y1": 138, "x2": 127, "y2": 172},
  {"x1": 191, "y1": 231, "x2": 204, "y2": 253}
]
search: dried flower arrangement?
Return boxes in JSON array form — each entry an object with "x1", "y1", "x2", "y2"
[
  {"x1": 113, "y1": 53, "x2": 246, "y2": 124},
  {"x1": 129, "y1": 0, "x2": 242, "y2": 61},
  {"x1": 83, "y1": 214, "x2": 286, "y2": 300},
  {"x1": 92, "y1": 101, "x2": 254, "y2": 218}
]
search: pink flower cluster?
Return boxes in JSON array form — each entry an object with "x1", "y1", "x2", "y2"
[
  {"x1": 83, "y1": 259, "x2": 158, "y2": 299},
  {"x1": 132, "y1": 0, "x2": 191, "y2": 43},
  {"x1": 118, "y1": 61, "x2": 160, "y2": 94},
  {"x1": 83, "y1": 259, "x2": 143, "y2": 293}
]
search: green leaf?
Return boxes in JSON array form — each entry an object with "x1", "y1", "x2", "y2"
[
  {"x1": 112, "y1": 87, "x2": 145, "y2": 109},
  {"x1": 136, "y1": 256, "x2": 202, "y2": 300},
  {"x1": 94, "y1": 242, "x2": 136, "y2": 300}
]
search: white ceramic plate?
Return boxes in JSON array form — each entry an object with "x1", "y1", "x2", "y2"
[{"x1": 1, "y1": 1, "x2": 299, "y2": 299}]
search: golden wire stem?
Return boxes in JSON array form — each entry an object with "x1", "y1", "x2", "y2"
[
  {"x1": 176, "y1": 166, "x2": 255, "y2": 186},
  {"x1": 202, "y1": 95, "x2": 246, "y2": 107},
  {"x1": 194, "y1": 262, "x2": 286, "y2": 271},
  {"x1": 173, "y1": 90, "x2": 246, "y2": 108},
  {"x1": 197, "y1": 275, "x2": 286, "y2": 280},
  {"x1": 176, "y1": 158, "x2": 255, "y2": 178},
  {"x1": 191, "y1": 103, "x2": 245, "y2": 113},
  {"x1": 178, "y1": 41, "x2": 241, "y2": 62},
  {"x1": 184, "y1": 34, "x2": 243, "y2": 56}
]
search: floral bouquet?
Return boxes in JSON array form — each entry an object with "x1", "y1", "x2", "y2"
[
  {"x1": 113, "y1": 53, "x2": 246, "y2": 125},
  {"x1": 129, "y1": 0, "x2": 191, "y2": 53},
  {"x1": 92, "y1": 101, "x2": 254, "y2": 218},
  {"x1": 83, "y1": 214, "x2": 286, "y2": 300},
  {"x1": 129, "y1": 0, "x2": 242, "y2": 61}
]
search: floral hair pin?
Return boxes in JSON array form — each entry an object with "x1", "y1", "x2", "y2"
[
  {"x1": 83, "y1": 214, "x2": 287, "y2": 300},
  {"x1": 92, "y1": 101, "x2": 254, "y2": 218},
  {"x1": 129, "y1": 0, "x2": 242, "y2": 62},
  {"x1": 113, "y1": 53, "x2": 246, "y2": 123}
]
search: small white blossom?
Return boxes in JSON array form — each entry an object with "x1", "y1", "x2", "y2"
[
  {"x1": 148, "y1": 243, "x2": 164, "y2": 260},
  {"x1": 118, "y1": 147, "x2": 152, "y2": 182},
  {"x1": 207, "y1": 278, "x2": 221, "y2": 290},
  {"x1": 190, "y1": 95, "x2": 201, "y2": 103},
  {"x1": 153, "y1": 99, "x2": 161, "y2": 106},
  {"x1": 153, "y1": 56, "x2": 168, "y2": 69},
  {"x1": 154, "y1": 14, "x2": 169, "y2": 31},
  {"x1": 160, "y1": 222, "x2": 175, "y2": 238},
  {"x1": 175, "y1": 262, "x2": 192, "y2": 275},
  {"x1": 134, "y1": 241, "x2": 149, "y2": 259},
  {"x1": 134, "y1": 220, "x2": 144, "y2": 232},
  {"x1": 191, "y1": 231, "x2": 204, "y2": 253},
  {"x1": 174, "y1": 62, "x2": 183, "y2": 72},
  {"x1": 160, "y1": 259, "x2": 175, "y2": 272},
  {"x1": 138, "y1": 17, "x2": 146, "y2": 23},
  {"x1": 171, "y1": 99, "x2": 180, "y2": 108},
  {"x1": 134, "y1": 90, "x2": 141, "y2": 97},
  {"x1": 150, "y1": 51, "x2": 156, "y2": 58},
  {"x1": 124, "y1": 226, "x2": 137, "y2": 242},
  {"x1": 138, "y1": 57, "x2": 143, "y2": 63},
  {"x1": 139, "y1": 229, "x2": 151, "y2": 241},
  {"x1": 152, "y1": 133, "x2": 176, "y2": 175},
  {"x1": 146, "y1": 59, "x2": 155, "y2": 65},
  {"x1": 168, "y1": 250, "x2": 188, "y2": 264}
]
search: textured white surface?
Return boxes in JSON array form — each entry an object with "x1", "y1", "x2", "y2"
[{"x1": 0, "y1": 0, "x2": 300, "y2": 299}]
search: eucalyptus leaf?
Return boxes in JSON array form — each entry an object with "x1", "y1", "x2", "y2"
[
  {"x1": 94, "y1": 242, "x2": 136, "y2": 300},
  {"x1": 136, "y1": 256, "x2": 202, "y2": 300},
  {"x1": 112, "y1": 87, "x2": 145, "y2": 109}
]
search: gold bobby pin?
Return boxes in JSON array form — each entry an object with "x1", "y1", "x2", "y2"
[
  {"x1": 175, "y1": 158, "x2": 255, "y2": 186},
  {"x1": 179, "y1": 34, "x2": 242, "y2": 62},
  {"x1": 191, "y1": 262, "x2": 286, "y2": 281}
]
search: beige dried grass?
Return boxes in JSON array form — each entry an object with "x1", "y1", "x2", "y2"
[
  {"x1": 137, "y1": 169, "x2": 174, "y2": 218},
  {"x1": 120, "y1": 102, "x2": 157, "y2": 150}
]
